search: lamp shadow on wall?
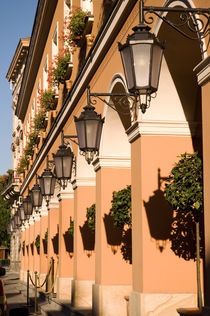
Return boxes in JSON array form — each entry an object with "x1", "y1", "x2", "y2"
[
  {"x1": 42, "y1": 239, "x2": 48, "y2": 254},
  {"x1": 52, "y1": 233, "x2": 59, "y2": 255},
  {"x1": 79, "y1": 221, "x2": 95, "y2": 257},
  {"x1": 30, "y1": 243, "x2": 34, "y2": 256},
  {"x1": 143, "y1": 168, "x2": 173, "y2": 252},
  {"x1": 103, "y1": 214, "x2": 132, "y2": 264},
  {"x1": 63, "y1": 232, "x2": 74, "y2": 257}
]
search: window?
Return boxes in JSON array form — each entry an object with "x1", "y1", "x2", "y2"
[
  {"x1": 52, "y1": 24, "x2": 58, "y2": 60},
  {"x1": 43, "y1": 57, "x2": 48, "y2": 91},
  {"x1": 81, "y1": 0, "x2": 93, "y2": 14}
]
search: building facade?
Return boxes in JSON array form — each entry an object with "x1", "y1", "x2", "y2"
[{"x1": 3, "y1": 0, "x2": 210, "y2": 315}]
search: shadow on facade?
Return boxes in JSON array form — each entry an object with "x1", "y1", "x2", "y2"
[{"x1": 79, "y1": 221, "x2": 95, "y2": 257}]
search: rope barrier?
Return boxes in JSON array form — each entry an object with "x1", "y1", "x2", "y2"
[
  {"x1": 37, "y1": 260, "x2": 52, "y2": 288},
  {"x1": 29, "y1": 272, "x2": 36, "y2": 287},
  {"x1": 37, "y1": 260, "x2": 59, "y2": 295}
]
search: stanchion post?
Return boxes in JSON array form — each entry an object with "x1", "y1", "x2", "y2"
[
  {"x1": 34, "y1": 271, "x2": 38, "y2": 314},
  {"x1": 51, "y1": 257, "x2": 55, "y2": 297},
  {"x1": 27, "y1": 270, "x2": 30, "y2": 306}
]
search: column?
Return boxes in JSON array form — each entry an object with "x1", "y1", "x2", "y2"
[
  {"x1": 57, "y1": 185, "x2": 74, "y2": 300},
  {"x1": 92, "y1": 157, "x2": 132, "y2": 316},
  {"x1": 47, "y1": 198, "x2": 59, "y2": 294},
  {"x1": 39, "y1": 205, "x2": 48, "y2": 286},
  {"x1": 127, "y1": 121, "x2": 198, "y2": 316},
  {"x1": 20, "y1": 228, "x2": 26, "y2": 281},
  {"x1": 72, "y1": 176, "x2": 95, "y2": 307},
  {"x1": 194, "y1": 55, "x2": 210, "y2": 315}
]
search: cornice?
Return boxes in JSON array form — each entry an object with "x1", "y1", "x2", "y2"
[
  {"x1": 93, "y1": 156, "x2": 131, "y2": 172},
  {"x1": 58, "y1": 190, "x2": 74, "y2": 201},
  {"x1": 126, "y1": 120, "x2": 200, "y2": 143},
  {"x1": 72, "y1": 177, "x2": 96, "y2": 190}
]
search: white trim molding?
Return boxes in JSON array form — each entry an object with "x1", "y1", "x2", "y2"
[
  {"x1": 48, "y1": 198, "x2": 59, "y2": 210},
  {"x1": 93, "y1": 156, "x2": 131, "y2": 172},
  {"x1": 194, "y1": 55, "x2": 210, "y2": 86},
  {"x1": 57, "y1": 190, "x2": 74, "y2": 201},
  {"x1": 126, "y1": 120, "x2": 200, "y2": 143},
  {"x1": 72, "y1": 177, "x2": 96, "y2": 190}
]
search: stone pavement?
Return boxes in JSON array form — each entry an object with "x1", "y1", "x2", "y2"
[{"x1": 2, "y1": 268, "x2": 92, "y2": 316}]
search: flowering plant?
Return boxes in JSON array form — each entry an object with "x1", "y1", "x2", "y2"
[
  {"x1": 49, "y1": 50, "x2": 71, "y2": 87},
  {"x1": 64, "y1": 8, "x2": 87, "y2": 47},
  {"x1": 33, "y1": 110, "x2": 47, "y2": 132},
  {"x1": 39, "y1": 89, "x2": 57, "y2": 111},
  {"x1": 17, "y1": 155, "x2": 29, "y2": 175}
]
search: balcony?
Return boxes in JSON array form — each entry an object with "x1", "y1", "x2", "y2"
[{"x1": 1, "y1": 174, "x2": 21, "y2": 201}]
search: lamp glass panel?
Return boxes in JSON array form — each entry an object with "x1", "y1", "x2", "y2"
[
  {"x1": 75, "y1": 120, "x2": 86, "y2": 150},
  {"x1": 151, "y1": 44, "x2": 163, "y2": 91},
  {"x1": 54, "y1": 156, "x2": 63, "y2": 179},
  {"x1": 33, "y1": 190, "x2": 43, "y2": 207},
  {"x1": 44, "y1": 177, "x2": 52, "y2": 196},
  {"x1": 39, "y1": 177, "x2": 45, "y2": 195},
  {"x1": 50, "y1": 177, "x2": 56, "y2": 195},
  {"x1": 63, "y1": 155, "x2": 73, "y2": 178},
  {"x1": 120, "y1": 45, "x2": 134, "y2": 91},
  {"x1": 85, "y1": 119, "x2": 99, "y2": 149},
  {"x1": 132, "y1": 43, "x2": 151, "y2": 90},
  {"x1": 96, "y1": 120, "x2": 103, "y2": 150}
]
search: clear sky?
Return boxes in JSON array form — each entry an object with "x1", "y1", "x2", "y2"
[{"x1": 0, "y1": 1, "x2": 38, "y2": 175}]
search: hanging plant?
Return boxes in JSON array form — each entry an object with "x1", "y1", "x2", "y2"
[
  {"x1": 67, "y1": 217, "x2": 74, "y2": 237},
  {"x1": 86, "y1": 204, "x2": 95, "y2": 232},
  {"x1": 165, "y1": 152, "x2": 203, "y2": 310},
  {"x1": 64, "y1": 8, "x2": 87, "y2": 47},
  {"x1": 35, "y1": 234, "x2": 40, "y2": 253},
  {"x1": 49, "y1": 50, "x2": 71, "y2": 87},
  {"x1": 16, "y1": 155, "x2": 29, "y2": 175},
  {"x1": 39, "y1": 89, "x2": 57, "y2": 112},
  {"x1": 44, "y1": 230, "x2": 48, "y2": 243},
  {"x1": 33, "y1": 109, "x2": 47, "y2": 132},
  {"x1": 110, "y1": 185, "x2": 132, "y2": 228}
]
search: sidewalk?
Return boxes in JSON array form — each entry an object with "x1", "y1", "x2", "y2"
[
  {"x1": 2, "y1": 269, "x2": 92, "y2": 316},
  {"x1": 2, "y1": 268, "x2": 38, "y2": 315}
]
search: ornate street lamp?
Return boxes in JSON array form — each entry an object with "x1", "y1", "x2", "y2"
[
  {"x1": 23, "y1": 191, "x2": 33, "y2": 217},
  {"x1": 14, "y1": 211, "x2": 21, "y2": 227},
  {"x1": 74, "y1": 88, "x2": 104, "y2": 164},
  {"x1": 31, "y1": 175, "x2": 43, "y2": 212},
  {"x1": 18, "y1": 204, "x2": 26, "y2": 222},
  {"x1": 53, "y1": 131, "x2": 74, "y2": 189},
  {"x1": 39, "y1": 156, "x2": 56, "y2": 207},
  {"x1": 118, "y1": 23, "x2": 164, "y2": 113}
]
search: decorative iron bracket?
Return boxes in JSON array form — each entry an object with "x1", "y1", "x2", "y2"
[
  {"x1": 88, "y1": 86, "x2": 151, "y2": 118},
  {"x1": 140, "y1": 0, "x2": 210, "y2": 54}
]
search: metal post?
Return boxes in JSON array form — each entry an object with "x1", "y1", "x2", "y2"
[
  {"x1": 34, "y1": 271, "x2": 38, "y2": 314},
  {"x1": 27, "y1": 270, "x2": 30, "y2": 306},
  {"x1": 51, "y1": 257, "x2": 55, "y2": 297}
]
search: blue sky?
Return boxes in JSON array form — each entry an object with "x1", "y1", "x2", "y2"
[{"x1": 0, "y1": 1, "x2": 38, "y2": 175}]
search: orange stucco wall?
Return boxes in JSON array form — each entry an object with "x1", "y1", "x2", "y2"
[
  {"x1": 131, "y1": 134, "x2": 202, "y2": 293},
  {"x1": 74, "y1": 186, "x2": 95, "y2": 281},
  {"x1": 95, "y1": 167, "x2": 132, "y2": 285}
]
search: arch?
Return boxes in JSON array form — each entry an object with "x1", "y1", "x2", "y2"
[
  {"x1": 148, "y1": 0, "x2": 203, "y2": 152},
  {"x1": 99, "y1": 75, "x2": 131, "y2": 159}
]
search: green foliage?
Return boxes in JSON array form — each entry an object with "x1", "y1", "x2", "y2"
[
  {"x1": 17, "y1": 155, "x2": 29, "y2": 175},
  {"x1": 67, "y1": 217, "x2": 74, "y2": 237},
  {"x1": 51, "y1": 51, "x2": 70, "y2": 86},
  {"x1": 44, "y1": 230, "x2": 48, "y2": 243},
  {"x1": 33, "y1": 109, "x2": 47, "y2": 132},
  {"x1": 110, "y1": 185, "x2": 132, "y2": 228},
  {"x1": 35, "y1": 234, "x2": 40, "y2": 251},
  {"x1": 86, "y1": 204, "x2": 95, "y2": 232},
  {"x1": 165, "y1": 152, "x2": 203, "y2": 221},
  {"x1": 40, "y1": 89, "x2": 56, "y2": 111},
  {"x1": 67, "y1": 8, "x2": 87, "y2": 44},
  {"x1": 0, "y1": 176, "x2": 11, "y2": 248},
  {"x1": 22, "y1": 240, "x2": 25, "y2": 249}
]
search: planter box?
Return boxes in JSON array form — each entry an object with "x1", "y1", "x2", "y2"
[{"x1": 177, "y1": 308, "x2": 202, "y2": 316}]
